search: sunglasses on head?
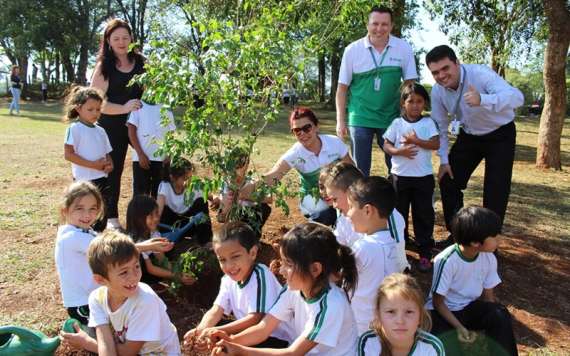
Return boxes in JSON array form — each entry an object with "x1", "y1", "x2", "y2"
[{"x1": 291, "y1": 123, "x2": 313, "y2": 135}]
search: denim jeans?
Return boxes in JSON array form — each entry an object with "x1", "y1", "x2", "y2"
[
  {"x1": 9, "y1": 87, "x2": 20, "y2": 114},
  {"x1": 348, "y1": 126, "x2": 391, "y2": 176}
]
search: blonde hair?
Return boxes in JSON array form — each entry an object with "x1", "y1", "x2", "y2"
[
  {"x1": 88, "y1": 230, "x2": 139, "y2": 278},
  {"x1": 62, "y1": 86, "x2": 105, "y2": 123},
  {"x1": 372, "y1": 273, "x2": 432, "y2": 356},
  {"x1": 60, "y1": 181, "x2": 104, "y2": 224}
]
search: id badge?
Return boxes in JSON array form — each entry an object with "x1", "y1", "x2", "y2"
[
  {"x1": 374, "y1": 77, "x2": 381, "y2": 91},
  {"x1": 450, "y1": 119, "x2": 461, "y2": 136}
]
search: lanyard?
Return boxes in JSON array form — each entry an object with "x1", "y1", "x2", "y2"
[
  {"x1": 368, "y1": 46, "x2": 389, "y2": 74},
  {"x1": 451, "y1": 65, "x2": 467, "y2": 120}
]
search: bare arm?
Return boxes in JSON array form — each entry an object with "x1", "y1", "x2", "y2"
[
  {"x1": 481, "y1": 288, "x2": 496, "y2": 303},
  {"x1": 115, "y1": 340, "x2": 145, "y2": 356},
  {"x1": 383, "y1": 139, "x2": 418, "y2": 159},
  {"x1": 64, "y1": 144, "x2": 107, "y2": 171},
  {"x1": 228, "y1": 314, "x2": 280, "y2": 346},
  {"x1": 335, "y1": 84, "x2": 349, "y2": 139},
  {"x1": 403, "y1": 132, "x2": 440, "y2": 150},
  {"x1": 96, "y1": 325, "x2": 118, "y2": 356},
  {"x1": 263, "y1": 159, "x2": 292, "y2": 187},
  {"x1": 91, "y1": 63, "x2": 140, "y2": 115},
  {"x1": 127, "y1": 123, "x2": 150, "y2": 169},
  {"x1": 214, "y1": 312, "x2": 264, "y2": 336},
  {"x1": 213, "y1": 335, "x2": 317, "y2": 356},
  {"x1": 157, "y1": 194, "x2": 166, "y2": 217},
  {"x1": 433, "y1": 293, "x2": 465, "y2": 330}
]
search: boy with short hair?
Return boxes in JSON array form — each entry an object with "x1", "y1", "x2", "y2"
[
  {"x1": 62, "y1": 230, "x2": 181, "y2": 355},
  {"x1": 344, "y1": 175, "x2": 410, "y2": 334},
  {"x1": 426, "y1": 206, "x2": 517, "y2": 356}
]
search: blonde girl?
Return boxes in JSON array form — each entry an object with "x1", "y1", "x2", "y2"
[{"x1": 358, "y1": 273, "x2": 445, "y2": 356}]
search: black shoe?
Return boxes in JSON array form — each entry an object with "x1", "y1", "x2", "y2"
[{"x1": 435, "y1": 235, "x2": 454, "y2": 249}]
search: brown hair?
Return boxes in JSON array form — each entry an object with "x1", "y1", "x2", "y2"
[
  {"x1": 97, "y1": 18, "x2": 144, "y2": 80},
  {"x1": 60, "y1": 181, "x2": 104, "y2": 223},
  {"x1": 288, "y1": 107, "x2": 319, "y2": 128},
  {"x1": 325, "y1": 161, "x2": 363, "y2": 191},
  {"x1": 62, "y1": 86, "x2": 105, "y2": 123},
  {"x1": 88, "y1": 230, "x2": 139, "y2": 278},
  {"x1": 11, "y1": 66, "x2": 20, "y2": 75},
  {"x1": 372, "y1": 273, "x2": 432, "y2": 356}
]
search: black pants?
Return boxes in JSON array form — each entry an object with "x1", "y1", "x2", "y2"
[
  {"x1": 67, "y1": 305, "x2": 90, "y2": 326},
  {"x1": 395, "y1": 174, "x2": 435, "y2": 258},
  {"x1": 440, "y1": 122, "x2": 516, "y2": 231},
  {"x1": 132, "y1": 161, "x2": 163, "y2": 198},
  {"x1": 98, "y1": 116, "x2": 129, "y2": 219},
  {"x1": 431, "y1": 300, "x2": 518, "y2": 356},
  {"x1": 236, "y1": 203, "x2": 272, "y2": 239},
  {"x1": 307, "y1": 206, "x2": 337, "y2": 227},
  {"x1": 90, "y1": 177, "x2": 110, "y2": 232},
  {"x1": 160, "y1": 198, "x2": 213, "y2": 246}
]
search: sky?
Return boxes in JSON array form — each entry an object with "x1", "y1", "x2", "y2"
[{"x1": 408, "y1": 5, "x2": 451, "y2": 84}]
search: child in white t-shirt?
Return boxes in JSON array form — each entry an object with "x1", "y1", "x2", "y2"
[
  {"x1": 426, "y1": 207, "x2": 517, "y2": 356},
  {"x1": 358, "y1": 273, "x2": 445, "y2": 356},
  {"x1": 55, "y1": 181, "x2": 104, "y2": 327},
  {"x1": 126, "y1": 194, "x2": 195, "y2": 286},
  {"x1": 184, "y1": 222, "x2": 291, "y2": 353},
  {"x1": 60, "y1": 230, "x2": 181, "y2": 355},
  {"x1": 213, "y1": 150, "x2": 272, "y2": 239},
  {"x1": 127, "y1": 97, "x2": 175, "y2": 198},
  {"x1": 344, "y1": 175, "x2": 409, "y2": 334},
  {"x1": 209, "y1": 223, "x2": 358, "y2": 356},
  {"x1": 157, "y1": 158, "x2": 213, "y2": 247},
  {"x1": 63, "y1": 86, "x2": 112, "y2": 232},
  {"x1": 383, "y1": 83, "x2": 440, "y2": 272}
]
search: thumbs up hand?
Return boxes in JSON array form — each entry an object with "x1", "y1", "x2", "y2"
[{"x1": 463, "y1": 85, "x2": 481, "y2": 107}]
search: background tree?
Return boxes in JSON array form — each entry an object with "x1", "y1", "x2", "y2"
[
  {"x1": 536, "y1": 0, "x2": 570, "y2": 170},
  {"x1": 425, "y1": 0, "x2": 542, "y2": 77}
]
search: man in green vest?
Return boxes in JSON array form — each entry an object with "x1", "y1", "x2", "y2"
[{"x1": 336, "y1": 5, "x2": 417, "y2": 176}]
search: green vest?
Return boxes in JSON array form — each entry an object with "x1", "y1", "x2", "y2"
[{"x1": 348, "y1": 66, "x2": 403, "y2": 129}]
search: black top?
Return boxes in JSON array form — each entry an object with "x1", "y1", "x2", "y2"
[
  {"x1": 100, "y1": 60, "x2": 145, "y2": 120},
  {"x1": 10, "y1": 74, "x2": 21, "y2": 89}
]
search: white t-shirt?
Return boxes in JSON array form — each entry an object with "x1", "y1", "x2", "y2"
[
  {"x1": 388, "y1": 210, "x2": 411, "y2": 272},
  {"x1": 127, "y1": 102, "x2": 175, "y2": 162},
  {"x1": 339, "y1": 35, "x2": 418, "y2": 86},
  {"x1": 351, "y1": 230, "x2": 402, "y2": 334},
  {"x1": 280, "y1": 134, "x2": 349, "y2": 215},
  {"x1": 214, "y1": 263, "x2": 291, "y2": 341},
  {"x1": 157, "y1": 181, "x2": 204, "y2": 215},
  {"x1": 334, "y1": 214, "x2": 362, "y2": 247},
  {"x1": 383, "y1": 116, "x2": 439, "y2": 177},
  {"x1": 88, "y1": 282, "x2": 181, "y2": 355},
  {"x1": 425, "y1": 244, "x2": 501, "y2": 311},
  {"x1": 358, "y1": 329, "x2": 445, "y2": 356},
  {"x1": 64, "y1": 121, "x2": 112, "y2": 180},
  {"x1": 269, "y1": 283, "x2": 357, "y2": 356},
  {"x1": 54, "y1": 225, "x2": 99, "y2": 307}
]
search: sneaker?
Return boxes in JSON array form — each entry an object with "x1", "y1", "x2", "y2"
[
  {"x1": 106, "y1": 218, "x2": 121, "y2": 230},
  {"x1": 417, "y1": 257, "x2": 432, "y2": 273}
]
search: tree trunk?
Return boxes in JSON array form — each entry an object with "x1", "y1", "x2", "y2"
[
  {"x1": 61, "y1": 50, "x2": 76, "y2": 83},
  {"x1": 327, "y1": 43, "x2": 341, "y2": 109},
  {"x1": 76, "y1": 44, "x2": 90, "y2": 85},
  {"x1": 536, "y1": 0, "x2": 570, "y2": 170},
  {"x1": 318, "y1": 53, "x2": 326, "y2": 103},
  {"x1": 55, "y1": 52, "x2": 60, "y2": 83}
]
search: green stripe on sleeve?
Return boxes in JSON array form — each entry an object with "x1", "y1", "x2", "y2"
[
  {"x1": 417, "y1": 330, "x2": 445, "y2": 356},
  {"x1": 254, "y1": 265, "x2": 267, "y2": 312},
  {"x1": 357, "y1": 330, "x2": 377, "y2": 356},
  {"x1": 307, "y1": 290, "x2": 329, "y2": 341},
  {"x1": 430, "y1": 247, "x2": 457, "y2": 295},
  {"x1": 388, "y1": 213, "x2": 399, "y2": 242},
  {"x1": 270, "y1": 285, "x2": 288, "y2": 310}
]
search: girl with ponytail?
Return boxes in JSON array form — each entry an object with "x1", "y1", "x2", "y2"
[{"x1": 209, "y1": 222, "x2": 359, "y2": 356}]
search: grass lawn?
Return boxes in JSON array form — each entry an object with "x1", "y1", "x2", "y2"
[{"x1": 0, "y1": 99, "x2": 569, "y2": 355}]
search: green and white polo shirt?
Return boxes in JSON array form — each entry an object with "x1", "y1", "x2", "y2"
[
  {"x1": 339, "y1": 35, "x2": 418, "y2": 129},
  {"x1": 269, "y1": 283, "x2": 358, "y2": 355},
  {"x1": 214, "y1": 263, "x2": 292, "y2": 341},
  {"x1": 358, "y1": 329, "x2": 445, "y2": 356},
  {"x1": 426, "y1": 244, "x2": 501, "y2": 311}
]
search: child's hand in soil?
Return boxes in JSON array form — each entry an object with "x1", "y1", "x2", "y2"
[
  {"x1": 211, "y1": 339, "x2": 243, "y2": 356},
  {"x1": 180, "y1": 272, "x2": 196, "y2": 285},
  {"x1": 184, "y1": 327, "x2": 209, "y2": 352},
  {"x1": 60, "y1": 323, "x2": 94, "y2": 350},
  {"x1": 457, "y1": 326, "x2": 477, "y2": 343}
]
